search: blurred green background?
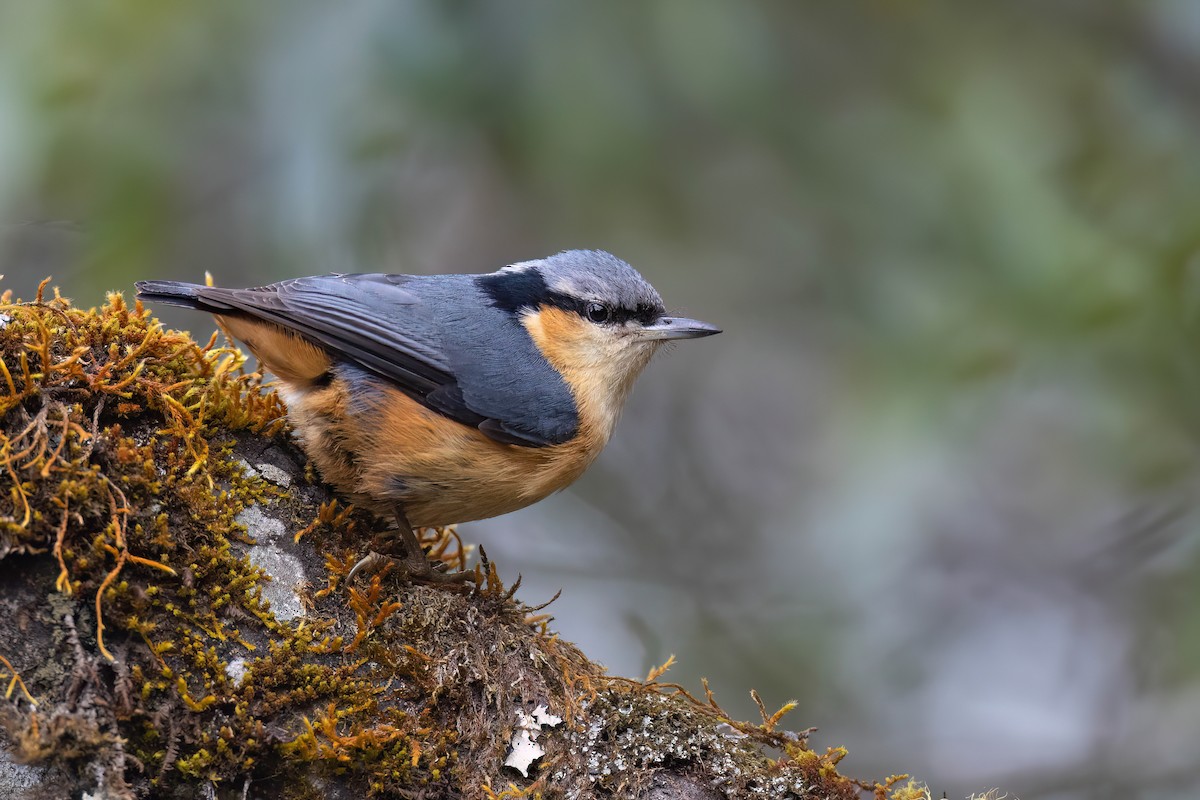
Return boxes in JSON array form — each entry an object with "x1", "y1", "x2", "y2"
[{"x1": 4, "y1": 1, "x2": 1200, "y2": 796}]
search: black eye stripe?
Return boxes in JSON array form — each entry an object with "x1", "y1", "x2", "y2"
[
  {"x1": 478, "y1": 271, "x2": 663, "y2": 326},
  {"x1": 576, "y1": 301, "x2": 663, "y2": 326}
]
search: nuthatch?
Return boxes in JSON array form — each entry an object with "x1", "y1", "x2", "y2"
[{"x1": 136, "y1": 250, "x2": 719, "y2": 583}]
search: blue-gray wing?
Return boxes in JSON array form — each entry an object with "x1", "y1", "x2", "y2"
[{"x1": 135, "y1": 273, "x2": 578, "y2": 447}]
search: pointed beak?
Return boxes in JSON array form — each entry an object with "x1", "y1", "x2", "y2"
[{"x1": 637, "y1": 316, "x2": 722, "y2": 341}]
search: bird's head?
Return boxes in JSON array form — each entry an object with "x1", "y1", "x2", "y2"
[{"x1": 480, "y1": 249, "x2": 719, "y2": 436}]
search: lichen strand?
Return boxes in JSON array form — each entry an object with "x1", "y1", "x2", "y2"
[{"x1": 0, "y1": 283, "x2": 904, "y2": 799}]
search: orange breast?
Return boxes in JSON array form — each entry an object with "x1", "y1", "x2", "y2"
[{"x1": 288, "y1": 375, "x2": 604, "y2": 527}]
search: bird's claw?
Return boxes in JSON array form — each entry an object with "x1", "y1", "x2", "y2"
[{"x1": 346, "y1": 549, "x2": 477, "y2": 586}]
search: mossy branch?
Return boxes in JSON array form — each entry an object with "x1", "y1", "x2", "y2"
[{"x1": 0, "y1": 284, "x2": 925, "y2": 800}]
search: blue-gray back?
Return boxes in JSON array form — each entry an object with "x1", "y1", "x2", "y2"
[{"x1": 139, "y1": 271, "x2": 579, "y2": 447}]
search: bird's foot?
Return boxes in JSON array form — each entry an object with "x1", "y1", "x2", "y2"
[
  {"x1": 346, "y1": 549, "x2": 477, "y2": 586},
  {"x1": 346, "y1": 505, "x2": 477, "y2": 587}
]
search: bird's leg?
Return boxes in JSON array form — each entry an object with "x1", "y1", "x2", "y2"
[{"x1": 347, "y1": 506, "x2": 476, "y2": 585}]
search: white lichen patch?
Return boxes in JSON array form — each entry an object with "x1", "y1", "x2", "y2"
[
  {"x1": 504, "y1": 704, "x2": 563, "y2": 777},
  {"x1": 0, "y1": 754, "x2": 44, "y2": 792},
  {"x1": 247, "y1": 544, "x2": 305, "y2": 621},
  {"x1": 570, "y1": 691, "x2": 818, "y2": 797},
  {"x1": 237, "y1": 457, "x2": 293, "y2": 489},
  {"x1": 225, "y1": 657, "x2": 247, "y2": 686},
  {"x1": 716, "y1": 722, "x2": 748, "y2": 739},
  {"x1": 236, "y1": 505, "x2": 287, "y2": 544},
  {"x1": 254, "y1": 460, "x2": 292, "y2": 487}
]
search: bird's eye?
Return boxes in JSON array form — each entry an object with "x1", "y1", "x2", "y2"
[{"x1": 585, "y1": 302, "x2": 611, "y2": 324}]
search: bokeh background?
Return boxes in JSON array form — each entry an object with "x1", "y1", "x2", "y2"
[{"x1": 3, "y1": 2, "x2": 1200, "y2": 796}]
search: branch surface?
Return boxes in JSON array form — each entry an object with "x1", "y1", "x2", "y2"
[{"x1": 0, "y1": 285, "x2": 919, "y2": 800}]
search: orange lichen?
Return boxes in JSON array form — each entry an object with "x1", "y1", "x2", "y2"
[
  {"x1": 345, "y1": 574, "x2": 404, "y2": 653},
  {"x1": 0, "y1": 653, "x2": 36, "y2": 706}
]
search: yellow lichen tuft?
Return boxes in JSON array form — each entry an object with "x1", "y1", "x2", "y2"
[{"x1": 888, "y1": 779, "x2": 932, "y2": 800}]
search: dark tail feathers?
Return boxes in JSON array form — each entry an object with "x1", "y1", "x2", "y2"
[
  {"x1": 134, "y1": 281, "x2": 236, "y2": 311},
  {"x1": 136, "y1": 280, "x2": 204, "y2": 309}
]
